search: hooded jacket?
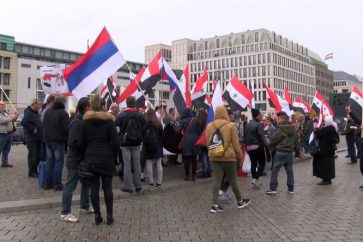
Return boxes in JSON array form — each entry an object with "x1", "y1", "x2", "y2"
[
  {"x1": 43, "y1": 102, "x2": 69, "y2": 143},
  {"x1": 79, "y1": 111, "x2": 120, "y2": 176},
  {"x1": 244, "y1": 119, "x2": 268, "y2": 147},
  {"x1": 269, "y1": 121, "x2": 297, "y2": 152},
  {"x1": 206, "y1": 106, "x2": 242, "y2": 162},
  {"x1": 65, "y1": 112, "x2": 84, "y2": 169},
  {"x1": 21, "y1": 106, "x2": 42, "y2": 142}
]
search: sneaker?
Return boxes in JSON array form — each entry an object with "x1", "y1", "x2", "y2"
[
  {"x1": 251, "y1": 179, "x2": 258, "y2": 187},
  {"x1": 149, "y1": 184, "x2": 155, "y2": 187},
  {"x1": 1, "y1": 164, "x2": 13, "y2": 168},
  {"x1": 135, "y1": 187, "x2": 142, "y2": 193},
  {"x1": 288, "y1": 190, "x2": 294, "y2": 194},
  {"x1": 210, "y1": 204, "x2": 223, "y2": 214},
  {"x1": 156, "y1": 183, "x2": 162, "y2": 187},
  {"x1": 237, "y1": 199, "x2": 251, "y2": 208},
  {"x1": 80, "y1": 207, "x2": 94, "y2": 214},
  {"x1": 265, "y1": 190, "x2": 278, "y2": 195},
  {"x1": 219, "y1": 193, "x2": 233, "y2": 202},
  {"x1": 60, "y1": 214, "x2": 79, "y2": 223},
  {"x1": 121, "y1": 188, "x2": 133, "y2": 193}
]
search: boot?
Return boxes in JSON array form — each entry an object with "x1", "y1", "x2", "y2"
[
  {"x1": 95, "y1": 213, "x2": 103, "y2": 225},
  {"x1": 107, "y1": 214, "x2": 114, "y2": 225}
]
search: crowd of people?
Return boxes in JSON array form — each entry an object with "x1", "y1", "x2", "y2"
[{"x1": 1, "y1": 93, "x2": 357, "y2": 224}]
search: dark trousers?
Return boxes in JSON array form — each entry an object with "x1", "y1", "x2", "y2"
[
  {"x1": 347, "y1": 137, "x2": 357, "y2": 163},
  {"x1": 360, "y1": 142, "x2": 363, "y2": 176},
  {"x1": 220, "y1": 174, "x2": 230, "y2": 192},
  {"x1": 355, "y1": 135, "x2": 361, "y2": 158},
  {"x1": 26, "y1": 141, "x2": 42, "y2": 176},
  {"x1": 182, "y1": 155, "x2": 197, "y2": 177},
  {"x1": 248, "y1": 146, "x2": 266, "y2": 180},
  {"x1": 91, "y1": 173, "x2": 113, "y2": 217}
]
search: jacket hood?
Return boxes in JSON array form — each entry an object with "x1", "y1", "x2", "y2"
[
  {"x1": 83, "y1": 111, "x2": 115, "y2": 122},
  {"x1": 278, "y1": 122, "x2": 296, "y2": 136},
  {"x1": 180, "y1": 108, "x2": 194, "y2": 120},
  {"x1": 214, "y1": 106, "x2": 230, "y2": 122}
]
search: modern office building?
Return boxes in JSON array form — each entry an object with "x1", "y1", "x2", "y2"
[
  {"x1": 145, "y1": 43, "x2": 172, "y2": 64},
  {"x1": 333, "y1": 71, "x2": 362, "y2": 94},
  {"x1": 146, "y1": 29, "x2": 320, "y2": 111}
]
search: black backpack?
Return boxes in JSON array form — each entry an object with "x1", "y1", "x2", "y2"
[
  {"x1": 121, "y1": 117, "x2": 142, "y2": 146},
  {"x1": 144, "y1": 124, "x2": 158, "y2": 152}
]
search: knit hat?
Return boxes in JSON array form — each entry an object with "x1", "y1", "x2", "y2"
[
  {"x1": 54, "y1": 95, "x2": 66, "y2": 104},
  {"x1": 251, "y1": 108, "x2": 261, "y2": 119}
]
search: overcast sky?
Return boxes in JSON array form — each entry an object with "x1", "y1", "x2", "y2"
[{"x1": 2, "y1": 0, "x2": 362, "y2": 76}]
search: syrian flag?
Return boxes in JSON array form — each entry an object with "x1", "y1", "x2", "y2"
[
  {"x1": 118, "y1": 67, "x2": 146, "y2": 108},
  {"x1": 191, "y1": 67, "x2": 208, "y2": 108},
  {"x1": 223, "y1": 76, "x2": 254, "y2": 111},
  {"x1": 100, "y1": 76, "x2": 118, "y2": 110},
  {"x1": 310, "y1": 91, "x2": 334, "y2": 116},
  {"x1": 264, "y1": 83, "x2": 293, "y2": 116},
  {"x1": 162, "y1": 60, "x2": 191, "y2": 113},
  {"x1": 317, "y1": 102, "x2": 324, "y2": 128},
  {"x1": 284, "y1": 86, "x2": 292, "y2": 105},
  {"x1": 292, "y1": 98, "x2": 310, "y2": 114},
  {"x1": 139, "y1": 50, "x2": 162, "y2": 95},
  {"x1": 324, "y1": 53, "x2": 333, "y2": 61},
  {"x1": 348, "y1": 86, "x2": 363, "y2": 119},
  {"x1": 249, "y1": 79, "x2": 256, "y2": 109}
]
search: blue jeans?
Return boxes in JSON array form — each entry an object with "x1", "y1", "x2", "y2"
[
  {"x1": 0, "y1": 134, "x2": 11, "y2": 165},
  {"x1": 347, "y1": 137, "x2": 357, "y2": 162},
  {"x1": 200, "y1": 150, "x2": 211, "y2": 174},
  {"x1": 61, "y1": 168, "x2": 91, "y2": 215},
  {"x1": 270, "y1": 151, "x2": 294, "y2": 191},
  {"x1": 45, "y1": 142, "x2": 65, "y2": 186},
  {"x1": 303, "y1": 140, "x2": 310, "y2": 154}
]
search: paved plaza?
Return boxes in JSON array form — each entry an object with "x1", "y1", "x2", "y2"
[{"x1": 0, "y1": 141, "x2": 363, "y2": 241}]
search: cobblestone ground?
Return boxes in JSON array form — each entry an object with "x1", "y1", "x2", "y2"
[{"x1": 0, "y1": 139, "x2": 362, "y2": 241}]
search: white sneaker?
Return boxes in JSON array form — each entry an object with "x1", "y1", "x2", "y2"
[
  {"x1": 60, "y1": 214, "x2": 79, "y2": 223},
  {"x1": 80, "y1": 207, "x2": 94, "y2": 214},
  {"x1": 251, "y1": 179, "x2": 257, "y2": 186}
]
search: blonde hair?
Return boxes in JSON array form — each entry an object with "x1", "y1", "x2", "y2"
[{"x1": 90, "y1": 94, "x2": 104, "y2": 111}]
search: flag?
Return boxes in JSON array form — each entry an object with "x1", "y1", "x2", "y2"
[
  {"x1": 191, "y1": 67, "x2": 208, "y2": 108},
  {"x1": 264, "y1": 83, "x2": 293, "y2": 116},
  {"x1": 162, "y1": 61, "x2": 191, "y2": 113},
  {"x1": 100, "y1": 76, "x2": 118, "y2": 110},
  {"x1": 63, "y1": 27, "x2": 126, "y2": 99},
  {"x1": 310, "y1": 91, "x2": 334, "y2": 116},
  {"x1": 292, "y1": 98, "x2": 310, "y2": 114},
  {"x1": 118, "y1": 67, "x2": 146, "y2": 108},
  {"x1": 40, "y1": 65, "x2": 70, "y2": 95},
  {"x1": 139, "y1": 50, "x2": 162, "y2": 94},
  {"x1": 223, "y1": 76, "x2": 254, "y2": 111},
  {"x1": 249, "y1": 80, "x2": 256, "y2": 109},
  {"x1": 317, "y1": 102, "x2": 324, "y2": 128},
  {"x1": 324, "y1": 53, "x2": 333, "y2": 61},
  {"x1": 348, "y1": 86, "x2": 363, "y2": 119},
  {"x1": 284, "y1": 86, "x2": 292, "y2": 105}
]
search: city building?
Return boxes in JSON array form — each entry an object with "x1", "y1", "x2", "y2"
[
  {"x1": 309, "y1": 51, "x2": 333, "y2": 101},
  {"x1": 147, "y1": 29, "x2": 319, "y2": 111},
  {"x1": 333, "y1": 71, "x2": 362, "y2": 94},
  {"x1": 1, "y1": 33, "x2": 175, "y2": 113},
  {"x1": 145, "y1": 43, "x2": 172, "y2": 63}
]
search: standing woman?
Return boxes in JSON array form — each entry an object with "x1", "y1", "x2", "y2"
[
  {"x1": 312, "y1": 116, "x2": 340, "y2": 185},
  {"x1": 143, "y1": 109, "x2": 164, "y2": 187},
  {"x1": 79, "y1": 95, "x2": 120, "y2": 225}
]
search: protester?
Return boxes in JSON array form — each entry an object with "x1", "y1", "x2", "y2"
[
  {"x1": 143, "y1": 109, "x2": 163, "y2": 187},
  {"x1": 206, "y1": 105, "x2": 250, "y2": 213},
  {"x1": 43, "y1": 95, "x2": 69, "y2": 191},
  {"x1": 108, "y1": 103, "x2": 119, "y2": 117},
  {"x1": 79, "y1": 94, "x2": 120, "y2": 225},
  {"x1": 303, "y1": 114, "x2": 313, "y2": 154},
  {"x1": 40, "y1": 95, "x2": 55, "y2": 122},
  {"x1": 244, "y1": 108, "x2": 268, "y2": 188},
  {"x1": 21, "y1": 99, "x2": 42, "y2": 177},
  {"x1": 116, "y1": 96, "x2": 146, "y2": 193},
  {"x1": 177, "y1": 108, "x2": 202, "y2": 181},
  {"x1": 264, "y1": 117, "x2": 277, "y2": 164},
  {"x1": 0, "y1": 101, "x2": 18, "y2": 168},
  {"x1": 196, "y1": 109, "x2": 210, "y2": 178},
  {"x1": 312, "y1": 116, "x2": 340, "y2": 185},
  {"x1": 295, "y1": 114, "x2": 304, "y2": 159},
  {"x1": 60, "y1": 97, "x2": 93, "y2": 223},
  {"x1": 163, "y1": 108, "x2": 179, "y2": 165},
  {"x1": 341, "y1": 115, "x2": 357, "y2": 164},
  {"x1": 265, "y1": 111, "x2": 297, "y2": 195}
]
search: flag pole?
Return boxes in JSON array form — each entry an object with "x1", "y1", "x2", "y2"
[{"x1": 0, "y1": 85, "x2": 17, "y2": 112}]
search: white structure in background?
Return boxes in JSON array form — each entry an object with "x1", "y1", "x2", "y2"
[{"x1": 333, "y1": 71, "x2": 362, "y2": 93}]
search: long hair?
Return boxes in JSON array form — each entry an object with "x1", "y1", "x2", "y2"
[
  {"x1": 90, "y1": 94, "x2": 104, "y2": 112},
  {"x1": 196, "y1": 109, "x2": 208, "y2": 126},
  {"x1": 146, "y1": 108, "x2": 161, "y2": 128}
]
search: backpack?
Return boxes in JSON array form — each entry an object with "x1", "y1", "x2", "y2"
[
  {"x1": 144, "y1": 124, "x2": 158, "y2": 152},
  {"x1": 208, "y1": 122, "x2": 228, "y2": 157},
  {"x1": 121, "y1": 117, "x2": 142, "y2": 146}
]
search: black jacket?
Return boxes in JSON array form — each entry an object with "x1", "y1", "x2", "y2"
[
  {"x1": 244, "y1": 119, "x2": 268, "y2": 147},
  {"x1": 65, "y1": 113, "x2": 84, "y2": 169},
  {"x1": 142, "y1": 122, "x2": 163, "y2": 159},
  {"x1": 21, "y1": 106, "x2": 42, "y2": 142},
  {"x1": 316, "y1": 126, "x2": 340, "y2": 155},
  {"x1": 43, "y1": 102, "x2": 69, "y2": 143},
  {"x1": 116, "y1": 108, "x2": 146, "y2": 147},
  {"x1": 79, "y1": 111, "x2": 120, "y2": 176},
  {"x1": 303, "y1": 118, "x2": 313, "y2": 142}
]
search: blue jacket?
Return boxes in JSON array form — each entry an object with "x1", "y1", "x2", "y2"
[{"x1": 21, "y1": 106, "x2": 43, "y2": 142}]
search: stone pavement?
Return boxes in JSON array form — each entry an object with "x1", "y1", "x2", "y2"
[{"x1": 0, "y1": 139, "x2": 363, "y2": 241}]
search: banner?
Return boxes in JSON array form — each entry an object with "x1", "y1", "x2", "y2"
[{"x1": 39, "y1": 65, "x2": 69, "y2": 95}]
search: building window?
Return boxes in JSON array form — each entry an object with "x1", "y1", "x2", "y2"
[
  {"x1": 21, "y1": 63, "x2": 31, "y2": 68},
  {"x1": 216, "y1": 39, "x2": 220, "y2": 48},
  {"x1": 3, "y1": 74, "x2": 10, "y2": 85},
  {"x1": 36, "y1": 91, "x2": 46, "y2": 103},
  {"x1": 3, "y1": 57, "x2": 10, "y2": 69},
  {"x1": 204, "y1": 41, "x2": 208, "y2": 50},
  {"x1": 0, "y1": 56, "x2": 2, "y2": 68},
  {"x1": 241, "y1": 35, "x2": 245, "y2": 44},
  {"x1": 1, "y1": 90, "x2": 10, "y2": 101},
  {"x1": 255, "y1": 32, "x2": 259, "y2": 42},
  {"x1": 28, "y1": 77, "x2": 31, "y2": 89},
  {"x1": 0, "y1": 42, "x2": 7, "y2": 50}
]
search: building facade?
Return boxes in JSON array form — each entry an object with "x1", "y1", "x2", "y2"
[
  {"x1": 333, "y1": 71, "x2": 361, "y2": 94},
  {"x1": 147, "y1": 29, "x2": 318, "y2": 111},
  {"x1": 309, "y1": 51, "x2": 333, "y2": 101},
  {"x1": 145, "y1": 43, "x2": 172, "y2": 64}
]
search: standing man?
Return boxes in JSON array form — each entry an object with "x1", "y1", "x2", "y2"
[
  {"x1": 43, "y1": 95, "x2": 69, "y2": 191},
  {"x1": 108, "y1": 103, "x2": 119, "y2": 117},
  {"x1": 116, "y1": 96, "x2": 146, "y2": 193},
  {"x1": 21, "y1": 99, "x2": 43, "y2": 177},
  {"x1": 303, "y1": 114, "x2": 313, "y2": 155},
  {"x1": 0, "y1": 101, "x2": 18, "y2": 168},
  {"x1": 265, "y1": 111, "x2": 297, "y2": 195}
]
